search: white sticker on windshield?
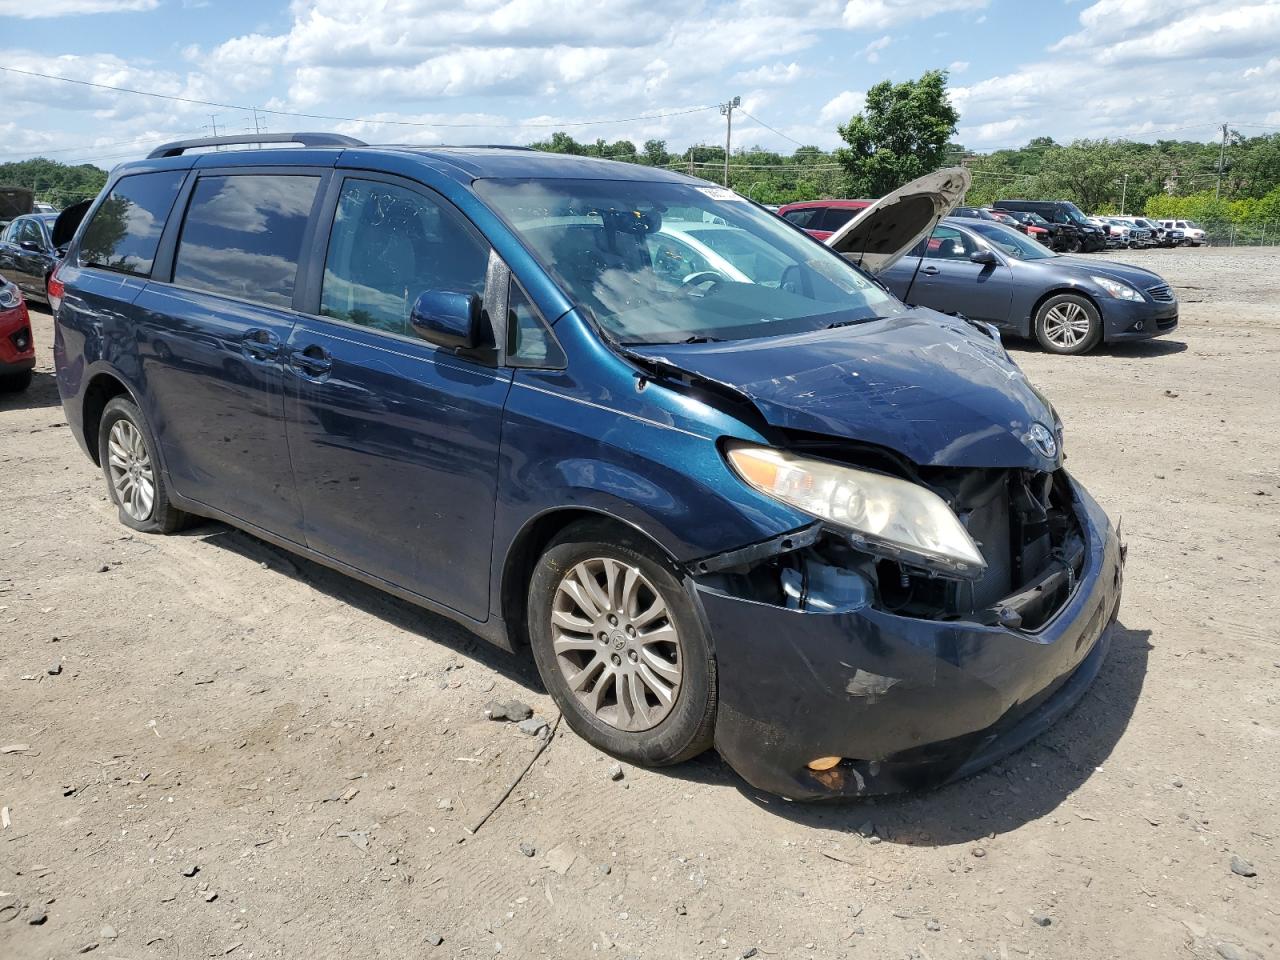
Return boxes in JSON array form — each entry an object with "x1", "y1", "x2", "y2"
[{"x1": 696, "y1": 187, "x2": 745, "y2": 202}]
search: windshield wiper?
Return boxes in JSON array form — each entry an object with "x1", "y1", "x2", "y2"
[
  {"x1": 825, "y1": 316, "x2": 887, "y2": 330},
  {"x1": 681, "y1": 334, "x2": 722, "y2": 344}
]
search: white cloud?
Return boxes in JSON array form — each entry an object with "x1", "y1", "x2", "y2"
[
  {"x1": 819, "y1": 90, "x2": 865, "y2": 125},
  {"x1": 860, "y1": 35, "x2": 892, "y2": 63},
  {"x1": 842, "y1": 0, "x2": 988, "y2": 29},
  {"x1": 0, "y1": 0, "x2": 157, "y2": 16},
  {"x1": 948, "y1": 60, "x2": 970, "y2": 73},
  {"x1": 732, "y1": 62, "x2": 805, "y2": 86}
]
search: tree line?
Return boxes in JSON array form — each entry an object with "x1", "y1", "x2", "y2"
[{"x1": 7, "y1": 70, "x2": 1280, "y2": 225}]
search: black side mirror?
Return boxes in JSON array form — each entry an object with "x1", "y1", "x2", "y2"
[
  {"x1": 409, "y1": 290, "x2": 483, "y2": 350},
  {"x1": 969, "y1": 249, "x2": 997, "y2": 265},
  {"x1": 19, "y1": 240, "x2": 41, "y2": 252}
]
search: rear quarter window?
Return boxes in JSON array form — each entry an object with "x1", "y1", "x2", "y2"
[
  {"x1": 78, "y1": 171, "x2": 185, "y2": 277},
  {"x1": 172, "y1": 174, "x2": 320, "y2": 308}
]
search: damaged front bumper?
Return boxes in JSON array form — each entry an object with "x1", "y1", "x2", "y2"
[{"x1": 695, "y1": 476, "x2": 1123, "y2": 800}]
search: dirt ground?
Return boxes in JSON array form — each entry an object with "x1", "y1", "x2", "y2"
[{"x1": 2, "y1": 246, "x2": 1277, "y2": 960}]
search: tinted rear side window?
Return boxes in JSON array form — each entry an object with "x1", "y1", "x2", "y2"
[
  {"x1": 782, "y1": 207, "x2": 822, "y2": 229},
  {"x1": 819, "y1": 207, "x2": 859, "y2": 231},
  {"x1": 79, "y1": 170, "x2": 185, "y2": 277},
  {"x1": 172, "y1": 174, "x2": 319, "y2": 308}
]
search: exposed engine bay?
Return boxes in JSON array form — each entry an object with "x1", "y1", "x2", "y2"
[{"x1": 694, "y1": 437, "x2": 1086, "y2": 632}]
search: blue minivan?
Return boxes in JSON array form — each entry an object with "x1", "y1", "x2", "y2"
[{"x1": 52, "y1": 134, "x2": 1124, "y2": 800}]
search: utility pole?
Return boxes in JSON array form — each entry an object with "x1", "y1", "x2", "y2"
[
  {"x1": 720, "y1": 96, "x2": 740, "y2": 188},
  {"x1": 1119, "y1": 173, "x2": 1128, "y2": 215},
  {"x1": 206, "y1": 114, "x2": 219, "y2": 137},
  {"x1": 1215, "y1": 122, "x2": 1229, "y2": 200}
]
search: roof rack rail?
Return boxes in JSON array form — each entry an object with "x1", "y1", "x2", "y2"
[{"x1": 146, "y1": 132, "x2": 367, "y2": 159}]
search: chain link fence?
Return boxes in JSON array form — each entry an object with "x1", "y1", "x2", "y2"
[{"x1": 1196, "y1": 220, "x2": 1280, "y2": 247}]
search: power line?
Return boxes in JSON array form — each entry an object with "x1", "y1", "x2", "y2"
[
  {"x1": 0, "y1": 65, "x2": 718, "y2": 130},
  {"x1": 737, "y1": 109, "x2": 807, "y2": 147}
]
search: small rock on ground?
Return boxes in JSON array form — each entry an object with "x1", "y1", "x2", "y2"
[
  {"x1": 1230, "y1": 855, "x2": 1256, "y2": 877},
  {"x1": 517, "y1": 717, "x2": 548, "y2": 737},
  {"x1": 1031, "y1": 912, "x2": 1052, "y2": 927},
  {"x1": 518, "y1": 842, "x2": 536, "y2": 857}
]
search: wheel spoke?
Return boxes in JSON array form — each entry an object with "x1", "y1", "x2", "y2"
[
  {"x1": 639, "y1": 645, "x2": 681, "y2": 684},
  {"x1": 558, "y1": 577, "x2": 601, "y2": 621},
  {"x1": 575, "y1": 562, "x2": 612, "y2": 614},
  {"x1": 637, "y1": 661, "x2": 676, "y2": 705}
]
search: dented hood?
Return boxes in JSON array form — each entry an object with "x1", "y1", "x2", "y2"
[
  {"x1": 631, "y1": 310, "x2": 1061, "y2": 471},
  {"x1": 825, "y1": 168, "x2": 971, "y2": 275}
]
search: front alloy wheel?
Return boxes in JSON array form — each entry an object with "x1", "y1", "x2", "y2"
[
  {"x1": 1035, "y1": 293, "x2": 1102, "y2": 355},
  {"x1": 527, "y1": 521, "x2": 716, "y2": 767},
  {"x1": 551, "y1": 557, "x2": 682, "y2": 732}
]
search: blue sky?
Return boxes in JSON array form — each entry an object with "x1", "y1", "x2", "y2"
[{"x1": 3, "y1": 0, "x2": 1279, "y2": 168}]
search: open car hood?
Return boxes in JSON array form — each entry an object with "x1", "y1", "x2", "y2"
[
  {"x1": 52, "y1": 199, "x2": 92, "y2": 250},
  {"x1": 824, "y1": 168, "x2": 971, "y2": 275}
]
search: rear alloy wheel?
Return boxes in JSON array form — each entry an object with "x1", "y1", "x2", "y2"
[
  {"x1": 528, "y1": 521, "x2": 715, "y2": 766},
  {"x1": 98, "y1": 396, "x2": 190, "y2": 534},
  {"x1": 1035, "y1": 293, "x2": 1102, "y2": 355}
]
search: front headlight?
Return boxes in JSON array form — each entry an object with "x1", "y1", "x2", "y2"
[
  {"x1": 724, "y1": 442, "x2": 987, "y2": 578},
  {"x1": 0, "y1": 283, "x2": 20, "y2": 309},
  {"x1": 1091, "y1": 275, "x2": 1143, "y2": 301}
]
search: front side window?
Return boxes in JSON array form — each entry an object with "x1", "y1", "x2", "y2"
[
  {"x1": 923, "y1": 225, "x2": 977, "y2": 260},
  {"x1": 172, "y1": 174, "x2": 319, "y2": 308},
  {"x1": 476, "y1": 179, "x2": 902, "y2": 345},
  {"x1": 79, "y1": 171, "x2": 185, "y2": 277},
  {"x1": 17, "y1": 219, "x2": 44, "y2": 246},
  {"x1": 320, "y1": 179, "x2": 489, "y2": 337}
]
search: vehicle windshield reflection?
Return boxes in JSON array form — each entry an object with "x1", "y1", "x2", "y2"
[{"x1": 476, "y1": 178, "x2": 905, "y2": 345}]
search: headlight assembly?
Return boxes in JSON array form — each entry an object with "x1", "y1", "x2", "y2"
[
  {"x1": 0, "y1": 284, "x2": 20, "y2": 310},
  {"x1": 724, "y1": 442, "x2": 987, "y2": 578},
  {"x1": 1091, "y1": 275, "x2": 1143, "y2": 301}
]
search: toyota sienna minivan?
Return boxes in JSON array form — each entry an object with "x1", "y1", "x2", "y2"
[{"x1": 51, "y1": 134, "x2": 1124, "y2": 800}]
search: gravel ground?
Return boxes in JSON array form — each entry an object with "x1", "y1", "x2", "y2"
[{"x1": 2, "y1": 246, "x2": 1277, "y2": 960}]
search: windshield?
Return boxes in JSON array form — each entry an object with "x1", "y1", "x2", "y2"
[
  {"x1": 475, "y1": 178, "x2": 903, "y2": 345},
  {"x1": 966, "y1": 220, "x2": 1057, "y2": 260},
  {"x1": 1133, "y1": 218, "x2": 1154, "y2": 228},
  {"x1": 1061, "y1": 202, "x2": 1092, "y2": 227}
]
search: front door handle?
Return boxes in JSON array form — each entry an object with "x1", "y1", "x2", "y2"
[
  {"x1": 920, "y1": 265, "x2": 940, "y2": 275},
  {"x1": 290, "y1": 344, "x2": 333, "y2": 376},
  {"x1": 242, "y1": 328, "x2": 280, "y2": 360}
]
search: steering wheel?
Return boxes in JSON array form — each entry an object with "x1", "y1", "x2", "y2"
[{"x1": 681, "y1": 270, "x2": 728, "y2": 291}]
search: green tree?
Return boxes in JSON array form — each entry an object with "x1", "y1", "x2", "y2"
[{"x1": 835, "y1": 69, "x2": 959, "y2": 195}]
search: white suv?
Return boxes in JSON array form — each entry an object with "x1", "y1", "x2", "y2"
[{"x1": 1158, "y1": 219, "x2": 1206, "y2": 246}]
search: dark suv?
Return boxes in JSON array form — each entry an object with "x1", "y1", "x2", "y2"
[
  {"x1": 994, "y1": 199, "x2": 1106, "y2": 253},
  {"x1": 50, "y1": 135, "x2": 1123, "y2": 801}
]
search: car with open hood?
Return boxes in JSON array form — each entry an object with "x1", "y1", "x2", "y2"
[
  {"x1": 52, "y1": 135, "x2": 1124, "y2": 801},
  {"x1": 838, "y1": 214, "x2": 1179, "y2": 354}
]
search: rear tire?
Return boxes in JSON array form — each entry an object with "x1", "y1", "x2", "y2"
[
  {"x1": 1034, "y1": 293, "x2": 1102, "y2": 355},
  {"x1": 0, "y1": 370, "x2": 32, "y2": 393},
  {"x1": 527, "y1": 519, "x2": 716, "y2": 767},
  {"x1": 98, "y1": 396, "x2": 190, "y2": 534}
]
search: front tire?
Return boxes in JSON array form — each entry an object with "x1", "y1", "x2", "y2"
[
  {"x1": 527, "y1": 520, "x2": 716, "y2": 767},
  {"x1": 98, "y1": 396, "x2": 190, "y2": 533},
  {"x1": 1034, "y1": 293, "x2": 1102, "y2": 355}
]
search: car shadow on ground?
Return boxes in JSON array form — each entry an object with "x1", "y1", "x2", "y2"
[
  {"x1": 0, "y1": 370, "x2": 63, "y2": 410},
  {"x1": 730, "y1": 622, "x2": 1152, "y2": 845},
  {"x1": 182, "y1": 520, "x2": 546, "y2": 693},
  {"x1": 178, "y1": 519, "x2": 1151, "y2": 840},
  {"x1": 1006, "y1": 338, "x2": 1187, "y2": 359}
]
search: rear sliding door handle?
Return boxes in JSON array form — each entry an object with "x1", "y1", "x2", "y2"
[
  {"x1": 290, "y1": 344, "x2": 333, "y2": 376},
  {"x1": 920, "y1": 265, "x2": 941, "y2": 275}
]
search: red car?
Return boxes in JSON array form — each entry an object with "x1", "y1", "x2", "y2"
[
  {"x1": 0, "y1": 278, "x2": 35, "y2": 392},
  {"x1": 776, "y1": 199, "x2": 871, "y2": 241}
]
